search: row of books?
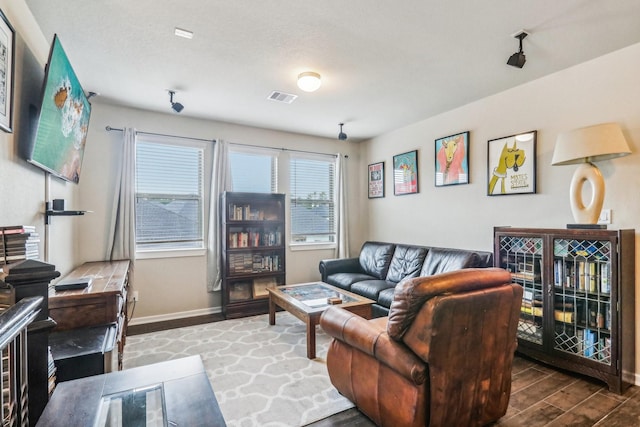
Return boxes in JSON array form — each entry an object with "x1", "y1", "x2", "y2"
[
  {"x1": 228, "y1": 230, "x2": 282, "y2": 248},
  {"x1": 228, "y1": 204, "x2": 278, "y2": 221},
  {"x1": 554, "y1": 259, "x2": 610, "y2": 293},
  {"x1": 228, "y1": 253, "x2": 282, "y2": 274},
  {"x1": 0, "y1": 226, "x2": 40, "y2": 266},
  {"x1": 577, "y1": 329, "x2": 611, "y2": 361}
]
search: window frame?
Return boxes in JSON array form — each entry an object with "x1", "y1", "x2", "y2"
[
  {"x1": 288, "y1": 152, "x2": 337, "y2": 250},
  {"x1": 134, "y1": 134, "x2": 209, "y2": 258},
  {"x1": 228, "y1": 145, "x2": 279, "y2": 194}
]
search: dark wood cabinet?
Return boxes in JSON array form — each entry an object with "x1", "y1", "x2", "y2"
[
  {"x1": 48, "y1": 260, "x2": 130, "y2": 371},
  {"x1": 221, "y1": 192, "x2": 285, "y2": 318},
  {"x1": 493, "y1": 227, "x2": 635, "y2": 393}
]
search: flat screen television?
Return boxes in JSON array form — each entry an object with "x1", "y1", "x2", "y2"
[{"x1": 23, "y1": 34, "x2": 91, "y2": 184}]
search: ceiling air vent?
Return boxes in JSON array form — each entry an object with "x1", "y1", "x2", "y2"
[{"x1": 268, "y1": 91, "x2": 297, "y2": 104}]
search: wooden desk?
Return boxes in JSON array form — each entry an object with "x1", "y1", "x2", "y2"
[
  {"x1": 37, "y1": 356, "x2": 227, "y2": 427},
  {"x1": 48, "y1": 260, "x2": 130, "y2": 370}
]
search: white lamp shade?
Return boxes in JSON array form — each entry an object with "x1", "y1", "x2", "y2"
[
  {"x1": 297, "y1": 72, "x2": 322, "y2": 92},
  {"x1": 552, "y1": 122, "x2": 631, "y2": 165}
]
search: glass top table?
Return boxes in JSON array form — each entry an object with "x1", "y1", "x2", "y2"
[{"x1": 268, "y1": 282, "x2": 374, "y2": 359}]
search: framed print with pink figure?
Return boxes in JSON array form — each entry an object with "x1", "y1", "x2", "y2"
[{"x1": 435, "y1": 131, "x2": 469, "y2": 186}]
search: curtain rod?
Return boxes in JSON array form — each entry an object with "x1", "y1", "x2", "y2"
[
  {"x1": 105, "y1": 126, "x2": 345, "y2": 158},
  {"x1": 229, "y1": 141, "x2": 342, "y2": 158},
  {"x1": 105, "y1": 126, "x2": 215, "y2": 143}
]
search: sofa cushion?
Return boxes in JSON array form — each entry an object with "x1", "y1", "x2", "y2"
[
  {"x1": 359, "y1": 242, "x2": 396, "y2": 279},
  {"x1": 351, "y1": 280, "x2": 396, "y2": 302},
  {"x1": 377, "y1": 287, "x2": 396, "y2": 309},
  {"x1": 386, "y1": 245, "x2": 428, "y2": 283},
  {"x1": 326, "y1": 273, "x2": 377, "y2": 291},
  {"x1": 419, "y1": 247, "x2": 480, "y2": 276}
]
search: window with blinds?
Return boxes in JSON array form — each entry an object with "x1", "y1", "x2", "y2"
[
  {"x1": 289, "y1": 153, "x2": 336, "y2": 244},
  {"x1": 229, "y1": 147, "x2": 278, "y2": 193},
  {"x1": 135, "y1": 138, "x2": 205, "y2": 250}
]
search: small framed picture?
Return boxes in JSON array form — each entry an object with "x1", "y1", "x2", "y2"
[
  {"x1": 368, "y1": 162, "x2": 384, "y2": 198},
  {"x1": 0, "y1": 9, "x2": 15, "y2": 133},
  {"x1": 435, "y1": 131, "x2": 469, "y2": 186},
  {"x1": 487, "y1": 131, "x2": 537, "y2": 195},
  {"x1": 393, "y1": 150, "x2": 419, "y2": 195}
]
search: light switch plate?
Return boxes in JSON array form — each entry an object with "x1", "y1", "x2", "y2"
[{"x1": 598, "y1": 209, "x2": 612, "y2": 224}]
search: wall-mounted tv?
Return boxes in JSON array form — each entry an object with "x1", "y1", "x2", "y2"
[{"x1": 23, "y1": 34, "x2": 91, "y2": 184}]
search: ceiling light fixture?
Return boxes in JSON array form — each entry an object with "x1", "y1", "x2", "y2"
[
  {"x1": 168, "y1": 90, "x2": 184, "y2": 113},
  {"x1": 174, "y1": 27, "x2": 194, "y2": 39},
  {"x1": 297, "y1": 71, "x2": 322, "y2": 92},
  {"x1": 507, "y1": 31, "x2": 528, "y2": 68},
  {"x1": 338, "y1": 123, "x2": 348, "y2": 141}
]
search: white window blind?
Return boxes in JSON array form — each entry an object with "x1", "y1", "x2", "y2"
[
  {"x1": 135, "y1": 139, "x2": 205, "y2": 250},
  {"x1": 289, "y1": 154, "x2": 336, "y2": 244},
  {"x1": 229, "y1": 147, "x2": 278, "y2": 193}
]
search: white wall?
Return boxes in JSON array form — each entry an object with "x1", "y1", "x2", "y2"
[
  {"x1": 0, "y1": 0, "x2": 78, "y2": 277},
  {"x1": 79, "y1": 102, "x2": 363, "y2": 321},
  {"x1": 363, "y1": 42, "x2": 640, "y2": 380}
]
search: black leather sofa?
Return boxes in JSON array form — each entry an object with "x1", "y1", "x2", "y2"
[{"x1": 319, "y1": 241, "x2": 493, "y2": 317}]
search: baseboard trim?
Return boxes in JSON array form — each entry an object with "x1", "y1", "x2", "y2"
[{"x1": 129, "y1": 306, "x2": 223, "y2": 326}]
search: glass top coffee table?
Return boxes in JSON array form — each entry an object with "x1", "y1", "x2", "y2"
[{"x1": 268, "y1": 282, "x2": 374, "y2": 359}]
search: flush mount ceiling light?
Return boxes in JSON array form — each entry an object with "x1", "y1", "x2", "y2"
[
  {"x1": 297, "y1": 71, "x2": 322, "y2": 92},
  {"x1": 168, "y1": 90, "x2": 184, "y2": 113},
  {"x1": 338, "y1": 123, "x2": 348, "y2": 141},
  {"x1": 507, "y1": 31, "x2": 528, "y2": 68}
]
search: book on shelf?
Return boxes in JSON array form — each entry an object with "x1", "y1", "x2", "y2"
[
  {"x1": 0, "y1": 226, "x2": 36, "y2": 235},
  {"x1": 554, "y1": 310, "x2": 573, "y2": 323},
  {"x1": 521, "y1": 305, "x2": 543, "y2": 316}
]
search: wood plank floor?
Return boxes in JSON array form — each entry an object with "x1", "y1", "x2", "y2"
[{"x1": 307, "y1": 355, "x2": 640, "y2": 426}]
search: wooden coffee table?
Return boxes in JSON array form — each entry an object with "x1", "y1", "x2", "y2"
[{"x1": 268, "y1": 282, "x2": 374, "y2": 359}]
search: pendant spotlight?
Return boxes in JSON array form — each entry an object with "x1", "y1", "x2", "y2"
[
  {"x1": 168, "y1": 90, "x2": 184, "y2": 113},
  {"x1": 507, "y1": 31, "x2": 528, "y2": 69},
  {"x1": 338, "y1": 123, "x2": 348, "y2": 141}
]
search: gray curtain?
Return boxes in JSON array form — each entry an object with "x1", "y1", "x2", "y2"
[
  {"x1": 207, "y1": 139, "x2": 232, "y2": 291},
  {"x1": 335, "y1": 154, "x2": 350, "y2": 258},
  {"x1": 107, "y1": 127, "x2": 136, "y2": 262}
]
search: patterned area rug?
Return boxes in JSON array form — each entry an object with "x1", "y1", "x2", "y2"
[{"x1": 123, "y1": 312, "x2": 354, "y2": 426}]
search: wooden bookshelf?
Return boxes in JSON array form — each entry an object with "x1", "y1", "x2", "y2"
[{"x1": 221, "y1": 192, "x2": 286, "y2": 318}]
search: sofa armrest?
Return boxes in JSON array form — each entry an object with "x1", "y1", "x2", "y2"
[
  {"x1": 320, "y1": 306, "x2": 427, "y2": 384},
  {"x1": 318, "y1": 257, "x2": 361, "y2": 282}
]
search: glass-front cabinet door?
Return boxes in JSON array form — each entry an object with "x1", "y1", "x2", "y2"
[
  {"x1": 552, "y1": 237, "x2": 614, "y2": 367},
  {"x1": 496, "y1": 233, "x2": 544, "y2": 346}
]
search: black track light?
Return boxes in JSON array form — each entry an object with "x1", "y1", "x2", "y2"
[
  {"x1": 168, "y1": 90, "x2": 184, "y2": 113},
  {"x1": 507, "y1": 31, "x2": 528, "y2": 69},
  {"x1": 338, "y1": 123, "x2": 348, "y2": 141}
]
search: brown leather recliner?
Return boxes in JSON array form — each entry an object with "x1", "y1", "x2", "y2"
[{"x1": 320, "y1": 268, "x2": 523, "y2": 427}]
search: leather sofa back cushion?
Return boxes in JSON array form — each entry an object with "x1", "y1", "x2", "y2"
[
  {"x1": 386, "y1": 245, "x2": 428, "y2": 283},
  {"x1": 420, "y1": 247, "x2": 480, "y2": 277},
  {"x1": 359, "y1": 242, "x2": 396, "y2": 279},
  {"x1": 387, "y1": 268, "x2": 512, "y2": 340}
]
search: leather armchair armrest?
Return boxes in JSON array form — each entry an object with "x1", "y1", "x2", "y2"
[
  {"x1": 319, "y1": 257, "x2": 361, "y2": 281},
  {"x1": 320, "y1": 306, "x2": 427, "y2": 385}
]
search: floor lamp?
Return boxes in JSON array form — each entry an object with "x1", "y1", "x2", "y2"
[{"x1": 552, "y1": 123, "x2": 631, "y2": 226}]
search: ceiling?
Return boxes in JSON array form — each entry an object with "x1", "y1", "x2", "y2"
[{"x1": 25, "y1": 1, "x2": 640, "y2": 142}]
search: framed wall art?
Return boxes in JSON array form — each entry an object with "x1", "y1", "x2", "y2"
[
  {"x1": 487, "y1": 131, "x2": 537, "y2": 196},
  {"x1": 393, "y1": 150, "x2": 418, "y2": 195},
  {"x1": 368, "y1": 161, "x2": 385, "y2": 198},
  {"x1": 0, "y1": 9, "x2": 15, "y2": 133},
  {"x1": 435, "y1": 131, "x2": 469, "y2": 186}
]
